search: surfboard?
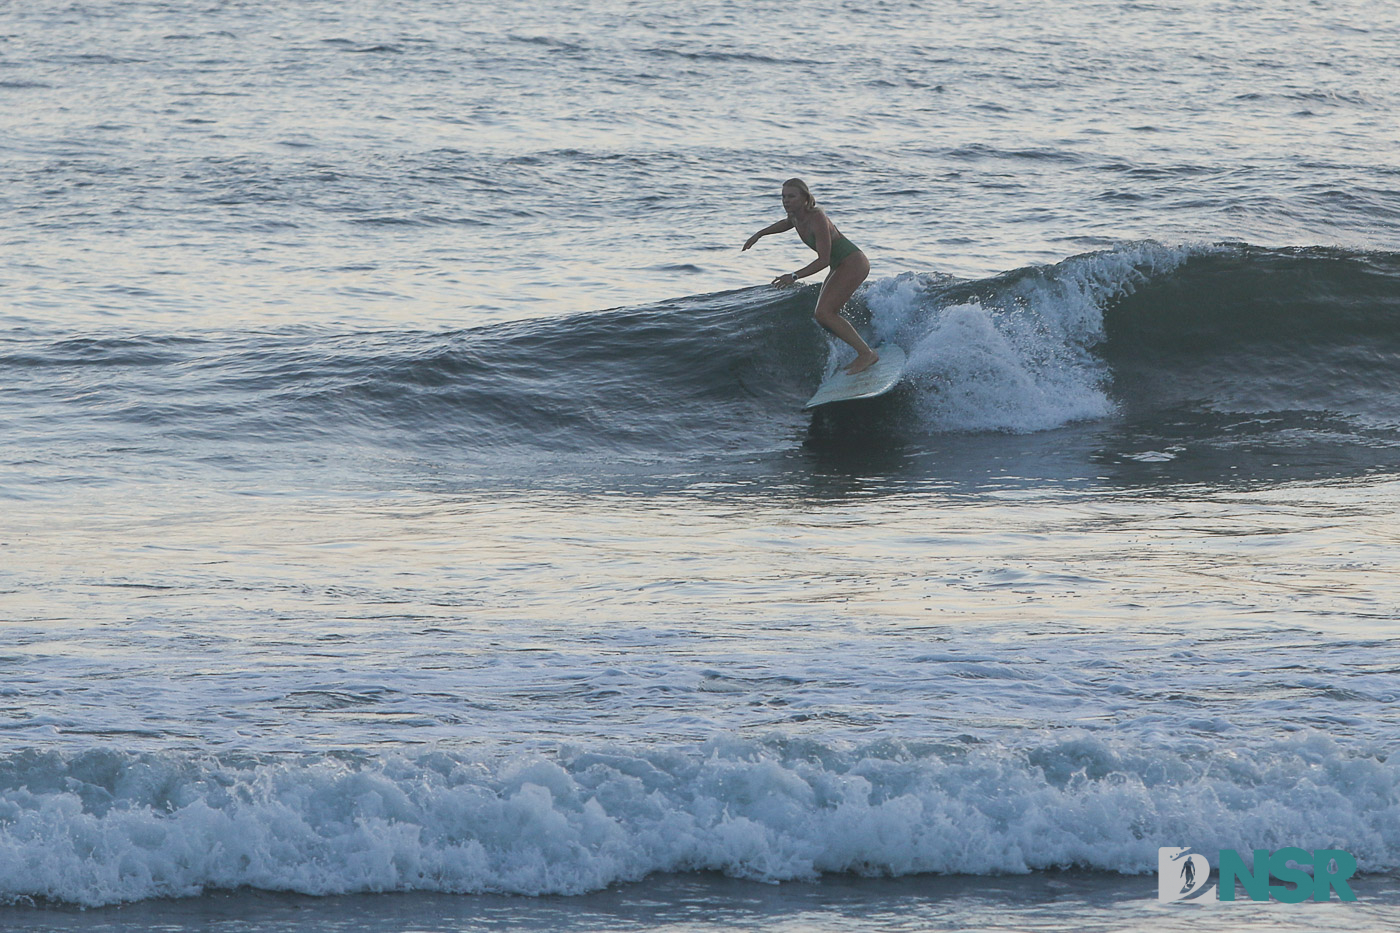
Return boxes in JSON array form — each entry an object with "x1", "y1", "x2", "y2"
[{"x1": 802, "y1": 345, "x2": 907, "y2": 410}]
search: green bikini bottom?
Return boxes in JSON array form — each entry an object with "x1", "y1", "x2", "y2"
[{"x1": 828, "y1": 235, "x2": 860, "y2": 268}]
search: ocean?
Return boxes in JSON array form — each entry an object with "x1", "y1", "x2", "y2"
[{"x1": 3, "y1": 0, "x2": 1400, "y2": 929}]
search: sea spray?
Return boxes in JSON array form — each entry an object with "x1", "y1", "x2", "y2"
[
  {"x1": 861, "y1": 243, "x2": 1199, "y2": 433},
  {"x1": 3, "y1": 734, "x2": 1395, "y2": 907}
]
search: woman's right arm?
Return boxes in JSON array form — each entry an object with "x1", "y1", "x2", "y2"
[{"x1": 742, "y1": 217, "x2": 793, "y2": 250}]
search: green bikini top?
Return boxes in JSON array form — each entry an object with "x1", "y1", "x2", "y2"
[{"x1": 799, "y1": 225, "x2": 859, "y2": 266}]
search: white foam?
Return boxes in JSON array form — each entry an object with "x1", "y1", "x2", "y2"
[
  {"x1": 861, "y1": 243, "x2": 1200, "y2": 433},
  {"x1": 2, "y1": 732, "x2": 1395, "y2": 907}
]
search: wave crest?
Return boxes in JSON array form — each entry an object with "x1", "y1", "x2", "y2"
[{"x1": 2, "y1": 734, "x2": 1393, "y2": 907}]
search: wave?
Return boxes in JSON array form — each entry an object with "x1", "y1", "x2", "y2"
[
  {"x1": 4, "y1": 242, "x2": 1400, "y2": 486},
  {"x1": 1103, "y1": 245, "x2": 1400, "y2": 419},
  {"x1": 1, "y1": 734, "x2": 1393, "y2": 907}
]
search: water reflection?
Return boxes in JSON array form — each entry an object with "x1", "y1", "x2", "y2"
[{"x1": 416, "y1": 390, "x2": 1400, "y2": 502}]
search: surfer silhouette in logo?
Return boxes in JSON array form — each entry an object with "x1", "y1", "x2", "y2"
[
  {"x1": 742, "y1": 178, "x2": 878, "y2": 375},
  {"x1": 1180, "y1": 857, "x2": 1198, "y2": 893}
]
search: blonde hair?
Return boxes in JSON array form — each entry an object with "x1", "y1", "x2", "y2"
[{"x1": 783, "y1": 177, "x2": 817, "y2": 210}]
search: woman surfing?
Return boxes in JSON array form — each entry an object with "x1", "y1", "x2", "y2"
[{"x1": 742, "y1": 177, "x2": 877, "y2": 375}]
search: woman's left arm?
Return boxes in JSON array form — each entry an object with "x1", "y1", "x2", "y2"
[{"x1": 773, "y1": 216, "x2": 832, "y2": 286}]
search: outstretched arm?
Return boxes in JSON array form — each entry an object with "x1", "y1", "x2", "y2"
[{"x1": 742, "y1": 217, "x2": 794, "y2": 250}]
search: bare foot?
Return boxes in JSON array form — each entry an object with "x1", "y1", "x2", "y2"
[{"x1": 844, "y1": 351, "x2": 879, "y2": 375}]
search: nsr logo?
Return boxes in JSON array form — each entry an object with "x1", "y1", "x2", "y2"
[{"x1": 1159, "y1": 847, "x2": 1358, "y2": 903}]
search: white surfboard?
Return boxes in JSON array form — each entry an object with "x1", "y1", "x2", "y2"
[{"x1": 802, "y1": 345, "x2": 907, "y2": 410}]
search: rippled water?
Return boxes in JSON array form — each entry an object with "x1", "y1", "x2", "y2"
[
  {"x1": 3, "y1": 1, "x2": 1400, "y2": 928},
  {"x1": 6, "y1": 0, "x2": 1399, "y2": 325}
]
